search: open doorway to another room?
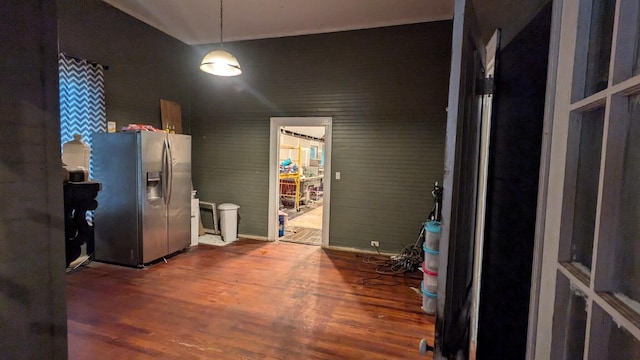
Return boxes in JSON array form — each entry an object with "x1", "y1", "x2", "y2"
[
  {"x1": 268, "y1": 117, "x2": 332, "y2": 247},
  {"x1": 278, "y1": 126, "x2": 325, "y2": 245}
]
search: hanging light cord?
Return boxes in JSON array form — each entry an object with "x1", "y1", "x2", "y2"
[{"x1": 220, "y1": 0, "x2": 224, "y2": 47}]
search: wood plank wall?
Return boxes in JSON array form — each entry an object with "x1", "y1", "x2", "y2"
[
  {"x1": 191, "y1": 21, "x2": 452, "y2": 252},
  {"x1": 57, "y1": 0, "x2": 191, "y2": 133},
  {"x1": 0, "y1": 1, "x2": 68, "y2": 358}
]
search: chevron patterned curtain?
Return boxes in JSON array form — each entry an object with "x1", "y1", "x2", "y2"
[{"x1": 59, "y1": 53, "x2": 106, "y2": 178}]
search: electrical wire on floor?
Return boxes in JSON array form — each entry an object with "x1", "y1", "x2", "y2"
[
  {"x1": 358, "y1": 261, "x2": 423, "y2": 287},
  {"x1": 359, "y1": 273, "x2": 403, "y2": 286},
  {"x1": 357, "y1": 227, "x2": 426, "y2": 286}
]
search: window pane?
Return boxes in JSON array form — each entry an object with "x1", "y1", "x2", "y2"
[
  {"x1": 608, "y1": 324, "x2": 640, "y2": 358},
  {"x1": 569, "y1": 108, "x2": 605, "y2": 269},
  {"x1": 552, "y1": 275, "x2": 588, "y2": 359},
  {"x1": 615, "y1": 95, "x2": 640, "y2": 302},
  {"x1": 590, "y1": 304, "x2": 640, "y2": 358},
  {"x1": 611, "y1": 0, "x2": 640, "y2": 84},
  {"x1": 634, "y1": 5, "x2": 640, "y2": 77},
  {"x1": 583, "y1": 0, "x2": 616, "y2": 97}
]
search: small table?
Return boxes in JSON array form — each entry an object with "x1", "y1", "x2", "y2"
[{"x1": 64, "y1": 181, "x2": 101, "y2": 267}]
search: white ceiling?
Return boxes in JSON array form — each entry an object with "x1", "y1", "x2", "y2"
[{"x1": 102, "y1": 0, "x2": 454, "y2": 45}]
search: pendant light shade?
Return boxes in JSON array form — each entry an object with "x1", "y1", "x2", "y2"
[
  {"x1": 200, "y1": 0, "x2": 241, "y2": 76},
  {"x1": 200, "y1": 50, "x2": 241, "y2": 76}
]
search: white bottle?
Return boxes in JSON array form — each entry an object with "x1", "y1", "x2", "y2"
[{"x1": 62, "y1": 134, "x2": 91, "y2": 170}]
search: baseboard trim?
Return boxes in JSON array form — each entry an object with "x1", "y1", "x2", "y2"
[
  {"x1": 235, "y1": 236, "x2": 393, "y2": 256},
  {"x1": 324, "y1": 245, "x2": 394, "y2": 256},
  {"x1": 239, "y1": 234, "x2": 271, "y2": 242}
]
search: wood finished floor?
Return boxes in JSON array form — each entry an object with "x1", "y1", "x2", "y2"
[
  {"x1": 280, "y1": 227, "x2": 322, "y2": 245},
  {"x1": 287, "y1": 206, "x2": 323, "y2": 229},
  {"x1": 67, "y1": 240, "x2": 434, "y2": 359},
  {"x1": 280, "y1": 202, "x2": 323, "y2": 245}
]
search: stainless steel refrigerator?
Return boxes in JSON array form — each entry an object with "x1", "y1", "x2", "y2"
[{"x1": 93, "y1": 131, "x2": 192, "y2": 267}]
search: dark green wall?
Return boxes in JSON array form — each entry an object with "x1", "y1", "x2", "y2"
[
  {"x1": 57, "y1": 0, "x2": 191, "y2": 133},
  {"x1": 56, "y1": 1, "x2": 452, "y2": 252},
  {"x1": 191, "y1": 22, "x2": 452, "y2": 252}
]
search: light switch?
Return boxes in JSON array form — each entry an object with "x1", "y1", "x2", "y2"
[{"x1": 335, "y1": 172, "x2": 340, "y2": 180}]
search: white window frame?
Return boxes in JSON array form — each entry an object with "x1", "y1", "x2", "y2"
[{"x1": 531, "y1": 0, "x2": 640, "y2": 358}]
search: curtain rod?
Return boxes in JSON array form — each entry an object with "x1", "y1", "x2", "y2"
[{"x1": 60, "y1": 53, "x2": 110, "y2": 70}]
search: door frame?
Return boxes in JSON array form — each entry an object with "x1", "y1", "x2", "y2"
[
  {"x1": 436, "y1": 0, "x2": 486, "y2": 357},
  {"x1": 525, "y1": 0, "x2": 562, "y2": 358},
  {"x1": 268, "y1": 117, "x2": 332, "y2": 246},
  {"x1": 469, "y1": 29, "x2": 500, "y2": 359}
]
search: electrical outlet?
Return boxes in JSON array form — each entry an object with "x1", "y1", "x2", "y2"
[{"x1": 370, "y1": 241, "x2": 380, "y2": 247}]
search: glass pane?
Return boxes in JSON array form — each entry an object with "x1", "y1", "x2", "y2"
[
  {"x1": 590, "y1": 304, "x2": 640, "y2": 359},
  {"x1": 634, "y1": 6, "x2": 640, "y2": 77},
  {"x1": 612, "y1": 0, "x2": 640, "y2": 84},
  {"x1": 583, "y1": 0, "x2": 616, "y2": 97},
  {"x1": 569, "y1": 108, "x2": 605, "y2": 269},
  {"x1": 552, "y1": 276, "x2": 588, "y2": 359},
  {"x1": 608, "y1": 324, "x2": 640, "y2": 358},
  {"x1": 615, "y1": 95, "x2": 640, "y2": 302}
]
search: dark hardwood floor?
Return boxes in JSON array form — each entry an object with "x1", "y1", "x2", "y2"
[{"x1": 67, "y1": 239, "x2": 434, "y2": 359}]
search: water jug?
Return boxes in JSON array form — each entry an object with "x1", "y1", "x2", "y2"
[{"x1": 62, "y1": 134, "x2": 91, "y2": 170}]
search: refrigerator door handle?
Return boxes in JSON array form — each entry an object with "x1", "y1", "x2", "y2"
[
  {"x1": 167, "y1": 138, "x2": 174, "y2": 205},
  {"x1": 162, "y1": 138, "x2": 170, "y2": 205}
]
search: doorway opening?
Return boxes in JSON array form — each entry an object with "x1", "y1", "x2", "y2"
[{"x1": 268, "y1": 117, "x2": 331, "y2": 246}]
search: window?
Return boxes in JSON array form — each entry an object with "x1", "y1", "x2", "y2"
[
  {"x1": 59, "y1": 53, "x2": 106, "y2": 177},
  {"x1": 536, "y1": 0, "x2": 640, "y2": 358}
]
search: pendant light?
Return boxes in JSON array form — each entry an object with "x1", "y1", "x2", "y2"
[{"x1": 200, "y1": 0, "x2": 241, "y2": 76}]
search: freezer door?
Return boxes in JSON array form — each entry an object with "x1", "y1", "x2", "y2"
[
  {"x1": 93, "y1": 132, "x2": 140, "y2": 266},
  {"x1": 167, "y1": 134, "x2": 192, "y2": 254},
  {"x1": 139, "y1": 131, "x2": 169, "y2": 263}
]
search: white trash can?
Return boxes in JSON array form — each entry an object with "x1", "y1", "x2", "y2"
[{"x1": 218, "y1": 203, "x2": 240, "y2": 241}]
